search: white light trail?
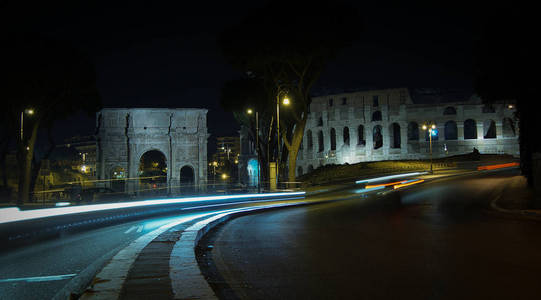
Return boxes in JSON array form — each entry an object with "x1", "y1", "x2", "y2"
[
  {"x1": 355, "y1": 172, "x2": 428, "y2": 184},
  {"x1": 0, "y1": 191, "x2": 305, "y2": 225}
]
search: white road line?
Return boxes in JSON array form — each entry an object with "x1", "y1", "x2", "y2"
[
  {"x1": 124, "y1": 226, "x2": 137, "y2": 234},
  {"x1": 0, "y1": 274, "x2": 76, "y2": 283},
  {"x1": 136, "y1": 226, "x2": 143, "y2": 233}
]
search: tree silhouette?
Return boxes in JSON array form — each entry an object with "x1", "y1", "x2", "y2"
[
  {"x1": 474, "y1": 5, "x2": 539, "y2": 187},
  {"x1": 219, "y1": 0, "x2": 361, "y2": 183},
  {"x1": 1, "y1": 32, "x2": 101, "y2": 204}
]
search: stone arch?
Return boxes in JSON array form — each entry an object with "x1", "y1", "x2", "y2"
[
  {"x1": 484, "y1": 119, "x2": 496, "y2": 139},
  {"x1": 110, "y1": 166, "x2": 126, "y2": 192},
  {"x1": 318, "y1": 130, "x2": 324, "y2": 152},
  {"x1": 179, "y1": 164, "x2": 195, "y2": 193},
  {"x1": 373, "y1": 125, "x2": 383, "y2": 149},
  {"x1": 464, "y1": 119, "x2": 477, "y2": 139},
  {"x1": 307, "y1": 164, "x2": 314, "y2": 173},
  {"x1": 444, "y1": 120, "x2": 458, "y2": 140},
  {"x1": 357, "y1": 125, "x2": 365, "y2": 146},
  {"x1": 330, "y1": 128, "x2": 336, "y2": 150},
  {"x1": 443, "y1": 106, "x2": 457, "y2": 115},
  {"x1": 390, "y1": 123, "x2": 401, "y2": 148},
  {"x1": 139, "y1": 149, "x2": 168, "y2": 195},
  {"x1": 408, "y1": 122, "x2": 419, "y2": 141},
  {"x1": 306, "y1": 130, "x2": 313, "y2": 150},
  {"x1": 372, "y1": 111, "x2": 382, "y2": 122},
  {"x1": 343, "y1": 127, "x2": 350, "y2": 146},
  {"x1": 502, "y1": 118, "x2": 516, "y2": 137}
]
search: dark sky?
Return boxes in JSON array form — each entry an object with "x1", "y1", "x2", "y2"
[{"x1": 2, "y1": 1, "x2": 479, "y2": 151}]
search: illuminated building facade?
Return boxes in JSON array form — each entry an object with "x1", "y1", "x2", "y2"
[
  {"x1": 295, "y1": 88, "x2": 519, "y2": 176},
  {"x1": 96, "y1": 108, "x2": 209, "y2": 194}
]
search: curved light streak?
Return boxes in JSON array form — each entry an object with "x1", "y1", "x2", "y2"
[
  {"x1": 0, "y1": 191, "x2": 305, "y2": 225},
  {"x1": 355, "y1": 172, "x2": 428, "y2": 184}
]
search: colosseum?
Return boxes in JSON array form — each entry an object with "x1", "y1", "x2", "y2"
[{"x1": 295, "y1": 87, "x2": 519, "y2": 176}]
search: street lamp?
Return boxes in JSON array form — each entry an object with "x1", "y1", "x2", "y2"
[
  {"x1": 247, "y1": 108, "x2": 261, "y2": 193},
  {"x1": 20, "y1": 108, "x2": 35, "y2": 142},
  {"x1": 276, "y1": 89, "x2": 290, "y2": 188},
  {"x1": 422, "y1": 123, "x2": 437, "y2": 173}
]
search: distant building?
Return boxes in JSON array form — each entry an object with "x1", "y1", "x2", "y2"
[
  {"x1": 296, "y1": 87, "x2": 519, "y2": 176},
  {"x1": 237, "y1": 87, "x2": 520, "y2": 183},
  {"x1": 64, "y1": 135, "x2": 97, "y2": 177},
  {"x1": 209, "y1": 136, "x2": 240, "y2": 181}
]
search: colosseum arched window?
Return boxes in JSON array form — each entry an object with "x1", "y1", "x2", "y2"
[
  {"x1": 444, "y1": 121, "x2": 458, "y2": 140},
  {"x1": 343, "y1": 127, "x2": 350, "y2": 146},
  {"x1": 330, "y1": 128, "x2": 336, "y2": 150},
  {"x1": 464, "y1": 119, "x2": 477, "y2": 139},
  {"x1": 373, "y1": 125, "x2": 383, "y2": 149}
]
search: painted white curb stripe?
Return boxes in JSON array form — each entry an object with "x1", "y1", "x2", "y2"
[
  {"x1": 170, "y1": 202, "x2": 307, "y2": 300},
  {"x1": 80, "y1": 212, "x2": 216, "y2": 300}
]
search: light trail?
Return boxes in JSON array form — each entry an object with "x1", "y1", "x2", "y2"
[
  {"x1": 355, "y1": 172, "x2": 428, "y2": 185},
  {"x1": 477, "y1": 162, "x2": 519, "y2": 170},
  {"x1": 393, "y1": 179, "x2": 425, "y2": 189},
  {"x1": 0, "y1": 191, "x2": 305, "y2": 225}
]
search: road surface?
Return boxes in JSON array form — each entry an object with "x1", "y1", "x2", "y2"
[{"x1": 201, "y1": 169, "x2": 541, "y2": 300}]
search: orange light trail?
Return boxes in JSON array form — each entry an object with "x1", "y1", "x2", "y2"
[
  {"x1": 393, "y1": 179, "x2": 425, "y2": 189},
  {"x1": 365, "y1": 180, "x2": 408, "y2": 189},
  {"x1": 477, "y1": 162, "x2": 519, "y2": 171}
]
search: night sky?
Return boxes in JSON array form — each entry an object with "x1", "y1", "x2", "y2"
[{"x1": 2, "y1": 1, "x2": 480, "y2": 153}]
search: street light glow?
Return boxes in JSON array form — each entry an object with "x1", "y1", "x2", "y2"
[
  {"x1": 247, "y1": 108, "x2": 253, "y2": 114},
  {"x1": 282, "y1": 97, "x2": 290, "y2": 105},
  {"x1": 25, "y1": 109, "x2": 34, "y2": 115}
]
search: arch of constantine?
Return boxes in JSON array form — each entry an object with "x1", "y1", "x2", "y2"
[{"x1": 96, "y1": 108, "x2": 208, "y2": 194}]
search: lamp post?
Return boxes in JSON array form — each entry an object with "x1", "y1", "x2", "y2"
[
  {"x1": 422, "y1": 123, "x2": 437, "y2": 173},
  {"x1": 20, "y1": 108, "x2": 35, "y2": 142},
  {"x1": 247, "y1": 108, "x2": 261, "y2": 193},
  {"x1": 276, "y1": 90, "x2": 290, "y2": 188}
]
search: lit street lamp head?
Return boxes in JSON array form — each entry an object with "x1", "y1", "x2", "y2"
[
  {"x1": 247, "y1": 108, "x2": 253, "y2": 114},
  {"x1": 282, "y1": 97, "x2": 290, "y2": 105},
  {"x1": 25, "y1": 109, "x2": 34, "y2": 115}
]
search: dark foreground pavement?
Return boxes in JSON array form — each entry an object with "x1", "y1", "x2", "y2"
[{"x1": 200, "y1": 169, "x2": 541, "y2": 300}]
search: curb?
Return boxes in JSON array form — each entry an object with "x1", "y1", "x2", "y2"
[
  {"x1": 169, "y1": 202, "x2": 308, "y2": 300},
  {"x1": 489, "y1": 194, "x2": 541, "y2": 219}
]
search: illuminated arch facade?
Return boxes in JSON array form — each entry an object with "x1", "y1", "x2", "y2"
[{"x1": 96, "y1": 108, "x2": 209, "y2": 194}]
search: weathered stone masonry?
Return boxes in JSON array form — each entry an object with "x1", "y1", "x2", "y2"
[
  {"x1": 96, "y1": 108, "x2": 209, "y2": 194},
  {"x1": 295, "y1": 88, "x2": 519, "y2": 176}
]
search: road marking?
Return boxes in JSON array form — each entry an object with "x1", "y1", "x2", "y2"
[
  {"x1": 0, "y1": 274, "x2": 76, "y2": 283},
  {"x1": 124, "y1": 226, "x2": 137, "y2": 234},
  {"x1": 136, "y1": 226, "x2": 143, "y2": 233}
]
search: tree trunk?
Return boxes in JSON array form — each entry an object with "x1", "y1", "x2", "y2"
[
  {"x1": 19, "y1": 121, "x2": 40, "y2": 203},
  {"x1": 288, "y1": 149, "x2": 298, "y2": 187}
]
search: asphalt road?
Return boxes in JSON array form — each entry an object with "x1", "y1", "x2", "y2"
[
  {"x1": 0, "y1": 195, "x2": 306, "y2": 300},
  {"x1": 203, "y1": 169, "x2": 541, "y2": 300}
]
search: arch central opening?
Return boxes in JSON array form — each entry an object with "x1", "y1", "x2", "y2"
[{"x1": 139, "y1": 150, "x2": 167, "y2": 195}]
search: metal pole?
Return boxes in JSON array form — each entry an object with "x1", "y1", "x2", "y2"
[
  {"x1": 429, "y1": 129, "x2": 433, "y2": 173},
  {"x1": 276, "y1": 92, "x2": 280, "y2": 188},
  {"x1": 256, "y1": 112, "x2": 260, "y2": 193},
  {"x1": 20, "y1": 111, "x2": 24, "y2": 141}
]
